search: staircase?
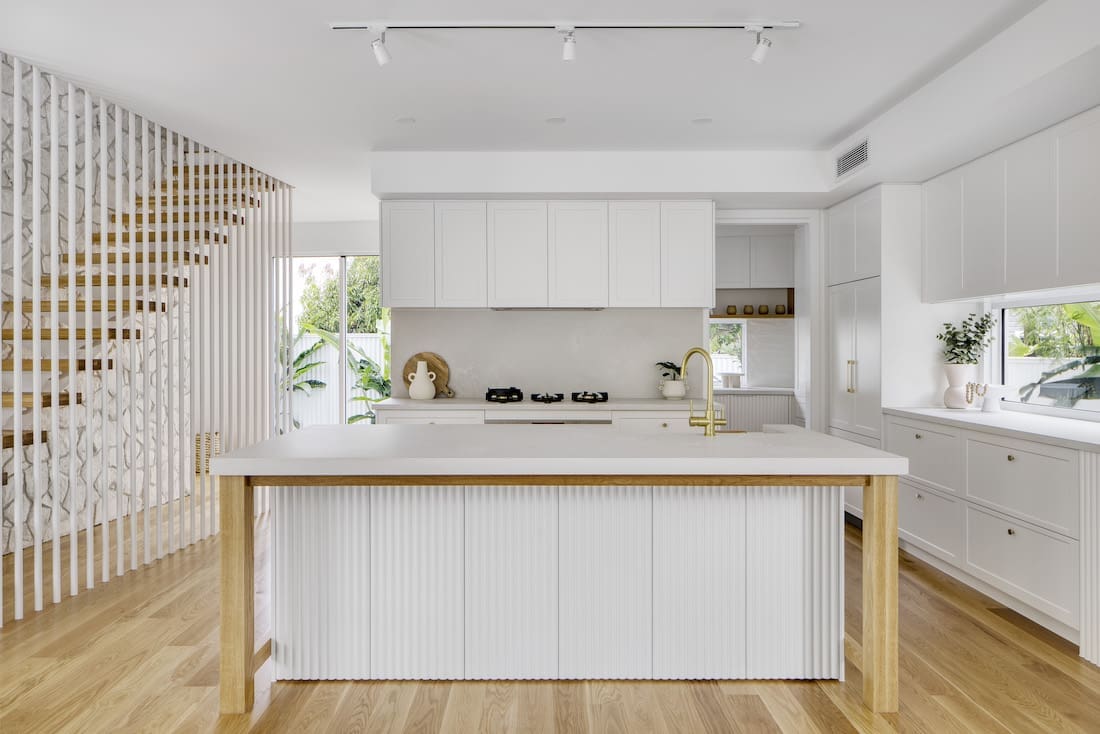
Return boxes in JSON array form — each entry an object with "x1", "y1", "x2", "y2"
[{"x1": 3, "y1": 163, "x2": 262, "y2": 450}]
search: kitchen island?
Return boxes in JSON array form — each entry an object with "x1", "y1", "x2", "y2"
[{"x1": 212, "y1": 424, "x2": 906, "y2": 715}]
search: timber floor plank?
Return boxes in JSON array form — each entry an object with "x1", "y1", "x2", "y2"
[{"x1": 2, "y1": 519, "x2": 1100, "y2": 732}]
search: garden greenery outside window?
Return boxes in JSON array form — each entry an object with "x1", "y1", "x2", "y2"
[
  {"x1": 709, "y1": 321, "x2": 745, "y2": 386},
  {"x1": 1002, "y1": 300, "x2": 1100, "y2": 415}
]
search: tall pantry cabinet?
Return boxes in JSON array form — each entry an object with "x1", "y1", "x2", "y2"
[{"x1": 826, "y1": 185, "x2": 976, "y2": 515}]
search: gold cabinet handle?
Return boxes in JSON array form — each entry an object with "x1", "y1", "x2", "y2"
[
  {"x1": 914, "y1": 433, "x2": 922, "y2": 440},
  {"x1": 1007, "y1": 454, "x2": 1016, "y2": 462},
  {"x1": 1007, "y1": 528, "x2": 1016, "y2": 536},
  {"x1": 916, "y1": 493, "x2": 924, "y2": 500},
  {"x1": 846, "y1": 359, "x2": 856, "y2": 393},
  {"x1": 661, "y1": 422, "x2": 668, "y2": 429}
]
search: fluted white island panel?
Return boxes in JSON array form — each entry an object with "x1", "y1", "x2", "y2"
[{"x1": 212, "y1": 424, "x2": 906, "y2": 715}]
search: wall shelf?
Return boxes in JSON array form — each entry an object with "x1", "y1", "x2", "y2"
[{"x1": 709, "y1": 314, "x2": 794, "y2": 320}]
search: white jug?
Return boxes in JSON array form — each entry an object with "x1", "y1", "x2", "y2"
[{"x1": 408, "y1": 360, "x2": 437, "y2": 400}]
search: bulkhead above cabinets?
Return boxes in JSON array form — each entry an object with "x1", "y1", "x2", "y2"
[{"x1": 381, "y1": 199, "x2": 714, "y2": 309}]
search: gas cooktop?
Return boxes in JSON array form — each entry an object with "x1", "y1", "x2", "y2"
[{"x1": 484, "y1": 388, "x2": 610, "y2": 404}]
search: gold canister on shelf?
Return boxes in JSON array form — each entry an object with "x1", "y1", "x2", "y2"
[
  {"x1": 743, "y1": 305, "x2": 754, "y2": 315},
  {"x1": 726, "y1": 305, "x2": 737, "y2": 315},
  {"x1": 758, "y1": 305, "x2": 769, "y2": 315},
  {"x1": 776, "y1": 305, "x2": 787, "y2": 315}
]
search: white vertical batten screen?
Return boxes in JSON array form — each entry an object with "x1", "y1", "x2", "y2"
[{"x1": 0, "y1": 50, "x2": 292, "y2": 624}]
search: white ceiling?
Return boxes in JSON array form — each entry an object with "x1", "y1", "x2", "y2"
[{"x1": 0, "y1": 0, "x2": 1044, "y2": 220}]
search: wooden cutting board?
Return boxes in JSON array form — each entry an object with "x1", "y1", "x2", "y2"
[{"x1": 401, "y1": 352, "x2": 455, "y2": 398}]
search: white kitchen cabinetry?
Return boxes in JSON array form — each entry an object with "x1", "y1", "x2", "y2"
[
  {"x1": 381, "y1": 201, "x2": 436, "y2": 307},
  {"x1": 961, "y1": 155, "x2": 1006, "y2": 297},
  {"x1": 884, "y1": 413, "x2": 1082, "y2": 633},
  {"x1": 828, "y1": 277, "x2": 880, "y2": 440},
  {"x1": 548, "y1": 201, "x2": 608, "y2": 307},
  {"x1": 717, "y1": 234, "x2": 794, "y2": 289},
  {"x1": 488, "y1": 201, "x2": 549, "y2": 307},
  {"x1": 923, "y1": 106, "x2": 1100, "y2": 301},
  {"x1": 827, "y1": 188, "x2": 881, "y2": 286},
  {"x1": 434, "y1": 201, "x2": 487, "y2": 308},
  {"x1": 608, "y1": 201, "x2": 662, "y2": 306},
  {"x1": 660, "y1": 201, "x2": 715, "y2": 307},
  {"x1": 375, "y1": 410, "x2": 485, "y2": 425},
  {"x1": 715, "y1": 236, "x2": 751, "y2": 289},
  {"x1": 922, "y1": 172, "x2": 962, "y2": 302}
]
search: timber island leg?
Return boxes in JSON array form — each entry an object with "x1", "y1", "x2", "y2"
[
  {"x1": 219, "y1": 475, "x2": 254, "y2": 714},
  {"x1": 862, "y1": 474, "x2": 899, "y2": 713}
]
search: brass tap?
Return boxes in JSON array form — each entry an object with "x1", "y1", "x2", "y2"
[{"x1": 680, "y1": 347, "x2": 728, "y2": 437}]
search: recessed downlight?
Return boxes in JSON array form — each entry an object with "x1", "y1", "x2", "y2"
[{"x1": 545, "y1": 117, "x2": 567, "y2": 125}]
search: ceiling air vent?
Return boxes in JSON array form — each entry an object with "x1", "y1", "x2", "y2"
[{"x1": 836, "y1": 139, "x2": 869, "y2": 179}]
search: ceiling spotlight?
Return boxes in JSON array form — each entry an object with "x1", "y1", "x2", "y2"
[
  {"x1": 558, "y1": 26, "x2": 576, "y2": 61},
  {"x1": 750, "y1": 31, "x2": 772, "y2": 64},
  {"x1": 371, "y1": 29, "x2": 390, "y2": 66}
]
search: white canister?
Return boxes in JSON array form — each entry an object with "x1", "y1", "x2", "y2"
[{"x1": 408, "y1": 360, "x2": 437, "y2": 400}]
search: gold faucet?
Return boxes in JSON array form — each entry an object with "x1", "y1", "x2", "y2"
[{"x1": 680, "y1": 347, "x2": 728, "y2": 437}]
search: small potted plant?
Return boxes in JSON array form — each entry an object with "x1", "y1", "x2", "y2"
[
  {"x1": 936, "y1": 313, "x2": 995, "y2": 409},
  {"x1": 656, "y1": 361, "x2": 686, "y2": 399}
]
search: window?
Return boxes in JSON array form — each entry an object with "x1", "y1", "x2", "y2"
[
  {"x1": 1001, "y1": 300, "x2": 1100, "y2": 415},
  {"x1": 289, "y1": 256, "x2": 391, "y2": 427},
  {"x1": 709, "y1": 321, "x2": 744, "y2": 384}
]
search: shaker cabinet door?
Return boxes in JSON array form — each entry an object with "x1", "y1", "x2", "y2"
[
  {"x1": 609, "y1": 201, "x2": 662, "y2": 306},
  {"x1": 382, "y1": 201, "x2": 436, "y2": 307},
  {"x1": 660, "y1": 201, "x2": 714, "y2": 307},
  {"x1": 922, "y1": 172, "x2": 963, "y2": 302},
  {"x1": 548, "y1": 201, "x2": 608, "y2": 307},
  {"x1": 487, "y1": 201, "x2": 548, "y2": 307},
  {"x1": 435, "y1": 201, "x2": 487, "y2": 307}
]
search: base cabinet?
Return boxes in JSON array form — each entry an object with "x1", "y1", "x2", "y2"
[{"x1": 885, "y1": 414, "x2": 1082, "y2": 633}]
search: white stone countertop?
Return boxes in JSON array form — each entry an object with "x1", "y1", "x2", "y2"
[
  {"x1": 884, "y1": 407, "x2": 1100, "y2": 452},
  {"x1": 374, "y1": 397, "x2": 699, "y2": 411},
  {"x1": 211, "y1": 424, "x2": 907, "y2": 477}
]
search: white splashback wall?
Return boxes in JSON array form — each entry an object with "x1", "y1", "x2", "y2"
[
  {"x1": 745, "y1": 319, "x2": 795, "y2": 388},
  {"x1": 390, "y1": 309, "x2": 707, "y2": 398}
]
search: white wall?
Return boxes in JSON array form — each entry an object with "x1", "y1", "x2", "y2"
[
  {"x1": 390, "y1": 309, "x2": 707, "y2": 399},
  {"x1": 744, "y1": 320, "x2": 796, "y2": 388},
  {"x1": 292, "y1": 220, "x2": 378, "y2": 256}
]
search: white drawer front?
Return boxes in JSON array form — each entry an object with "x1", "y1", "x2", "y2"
[
  {"x1": 965, "y1": 505, "x2": 1079, "y2": 626},
  {"x1": 966, "y1": 437, "x2": 1078, "y2": 538},
  {"x1": 898, "y1": 480, "x2": 964, "y2": 563},
  {"x1": 613, "y1": 417, "x2": 697, "y2": 434},
  {"x1": 381, "y1": 411, "x2": 485, "y2": 425},
  {"x1": 886, "y1": 419, "x2": 963, "y2": 494}
]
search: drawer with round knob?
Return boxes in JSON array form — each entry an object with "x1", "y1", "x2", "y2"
[
  {"x1": 885, "y1": 419, "x2": 964, "y2": 494},
  {"x1": 965, "y1": 437, "x2": 1078, "y2": 538},
  {"x1": 965, "y1": 504, "x2": 1078, "y2": 626},
  {"x1": 897, "y1": 479, "x2": 963, "y2": 563}
]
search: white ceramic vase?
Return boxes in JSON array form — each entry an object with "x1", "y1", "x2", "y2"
[
  {"x1": 660, "y1": 379, "x2": 686, "y2": 400},
  {"x1": 408, "y1": 360, "x2": 437, "y2": 400},
  {"x1": 943, "y1": 363, "x2": 978, "y2": 409}
]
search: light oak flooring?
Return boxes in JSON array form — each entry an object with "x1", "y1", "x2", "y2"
[{"x1": 2, "y1": 513, "x2": 1100, "y2": 733}]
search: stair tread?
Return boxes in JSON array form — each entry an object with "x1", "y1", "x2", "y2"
[
  {"x1": 61, "y1": 251, "x2": 210, "y2": 265},
  {"x1": 2, "y1": 359, "x2": 114, "y2": 372},
  {"x1": 3, "y1": 300, "x2": 166, "y2": 313},
  {"x1": 3, "y1": 430, "x2": 48, "y2": 449},
  {"x1": 2, "y1": 392, "x2": 83, "y2": 408},
  {"x1": 41, "y1": 275, "x2": 188, "y2": 288},
  {"x1": 91, "y1": 230, "x2": 228, "y2": 244},
  {"x1": 1, "y1": 328, "x2": 140, "y2": 340}
]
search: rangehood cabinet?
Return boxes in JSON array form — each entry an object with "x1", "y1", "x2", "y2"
[{"x1": 381, "y1": 200, "x2": 715, "y2": 308}]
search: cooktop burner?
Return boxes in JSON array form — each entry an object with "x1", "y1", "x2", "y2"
[
  {"x1": 485, "y1": 387, "x2": 523, "y2": 403},
  {"x1": 531, "y1": 393, "x2": 565, "y2": 403},
  {"x1": 571, "y1": 391, "x2": 609, "y2": 404}
]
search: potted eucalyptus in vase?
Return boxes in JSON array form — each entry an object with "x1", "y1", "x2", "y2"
[{"x1": 936, "y1": 313, "x2": 995, "y2": 409}]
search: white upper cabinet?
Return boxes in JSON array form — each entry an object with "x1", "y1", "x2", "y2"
[
  {"x1": 434, "y1": 201, "x2": 487, "y2": 308},
  {"x1": 660, "y1": 201, "x2": 714, "y2": 307},
  {"x1": 1005, "y1": 131, "x2": 1057, "y2": 292},
  {"x1": 548, "y1": 201, "x2": 608, "y2": 307},
  {"x1": 749, "y1": 235, "x2": 795, "y2": 288},
  {"x1": 922, "y1": 172, "x2": 963, "y2": 302},
  {"x1": 961, "y1": 155, "x2": 1006, "y2": 297},
  {"x1": 852, "y1": 192, "x2": 882, "y2": 282},
  {"x1": 827, "y1": 190, "x2": 881, "y2": 286},
  {"x1": 1057, "y1": 112, "x2": 1100, "y2": 284},
  {"x1": 715, "y1": 236, "x2": 751, "y2": 289},
  {"x1": 382, "y1": 201, "x2": 436, "y2": 307},
  {"x1": 487, "y1": 201, "x2": 548, "y2": 307},
  {"x1": 608, "y1": 201, "x2": 661, "y2": 307},
  {"x1": 922, "y1": 106, "x2": 1100, "y2": 301}
]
